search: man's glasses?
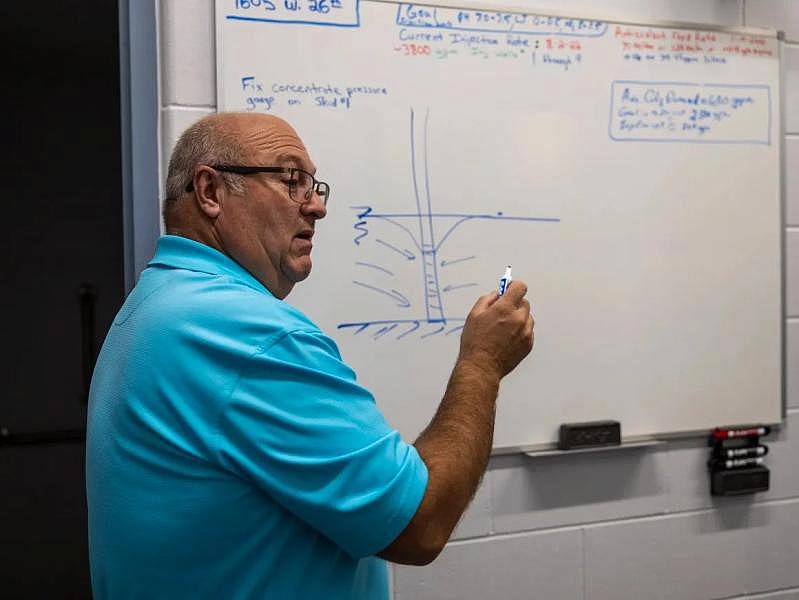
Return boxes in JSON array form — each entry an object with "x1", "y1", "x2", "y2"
[{"x1": 185, "y1": 165, "x2": 330, "y2": 206}]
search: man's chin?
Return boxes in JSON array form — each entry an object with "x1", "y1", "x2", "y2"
[{"x1": 286, "y1": 260, "x2": 313, "y2": 284}]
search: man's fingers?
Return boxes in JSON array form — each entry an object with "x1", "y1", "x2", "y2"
[
  {"x1": 472, "y1": 290, "x2": 500, "y2": 313},
  {"x1": 502, "y1": 280, "x2": 528, "y2": 305},
  {"x1": 472, "y1": 280, "x2": 529, "y2": 316}
]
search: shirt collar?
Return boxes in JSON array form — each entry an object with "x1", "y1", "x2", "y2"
[{"x1": 147, "y1": 235, "x2": 273, "y2": 297}]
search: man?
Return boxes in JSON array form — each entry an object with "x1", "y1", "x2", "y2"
[{"x1": 86, "y1": 112, "x2": 533, "y2": 599}]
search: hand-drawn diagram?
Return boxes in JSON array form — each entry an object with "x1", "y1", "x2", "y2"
[{"x1": 337, "y1": 108, "x2": 560, "y2": 340}]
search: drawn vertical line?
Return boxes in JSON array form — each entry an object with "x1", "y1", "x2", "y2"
[
  {"x1": 410, "y1": 109, "x2": 425, "y2": 231},
  {"x1": 423, "y1": 108, "x2": 445, "y2": 322},
  {"x1": 423, "y1": 108, "x2": 436, "y2": 250},
  {"x1": 411, "y1": 108, "x2": 432, "y2": 323}
]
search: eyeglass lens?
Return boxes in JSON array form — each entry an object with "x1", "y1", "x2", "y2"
[{"x1": 290, "y1": 169, "x2": 329, "y2": 204}]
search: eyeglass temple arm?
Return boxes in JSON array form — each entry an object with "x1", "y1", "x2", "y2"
[{"x1": 184, "y1": 166, "x2": 291, "y2": 192}]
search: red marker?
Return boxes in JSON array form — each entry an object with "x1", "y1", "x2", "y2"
[{"x1": 712, "y1": 426, "x2": 770, "y2": 440}]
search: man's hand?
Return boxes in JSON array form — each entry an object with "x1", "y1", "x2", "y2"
[{"x1": 458, "y1": 280, "x2": 534, "y2": 380}]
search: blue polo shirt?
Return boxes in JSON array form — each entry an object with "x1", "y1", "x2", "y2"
[{"x1": 86, "y1": 235, "x2": 428, "y2": 599}]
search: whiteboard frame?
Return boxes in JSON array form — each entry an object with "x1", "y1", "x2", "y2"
[
  {"x1": 214, "y1": 0, "x2": 787, "y2": 455},
  {"x1": 779, "y1": 37, "x2": 788, "y2": 424},
  {"x1": 120, "y1": 0, "x2": 161, "y2": 292}
]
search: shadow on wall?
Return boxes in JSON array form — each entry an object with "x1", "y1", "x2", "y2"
[{"x1": 491, "y1": 448, "x2": 665, "y2": 511}]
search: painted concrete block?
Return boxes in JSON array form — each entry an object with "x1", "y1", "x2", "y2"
[
  {"x1": 785, "y1": 45, "x2": 799, "y2": 134},
  {"x1": 789, "y1": 320, "x2": 799, "y2": 409},
  {"x1": 788, "y1": 230, "x2": 799, "y2": 317},
  {"x1": 490, "y1": 448, "x2": 667, "y2": 534},
  {"x1": 788, "y1": 136, "x2": 799, "y2": 226},
  {"x1": 745, "y1": 0, "x2": 799, "y2": 42},
  {"x1": 159, "y1": 0, "x2": 216, "y2": 106},
  {"x1": 584, "y1": 499, "x2": 799, "y2": 600},
  {"x1": 394, "y1": 528, "x2": 582, "y2": 600}
]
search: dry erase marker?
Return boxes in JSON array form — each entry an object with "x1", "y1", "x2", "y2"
[
  {"x1": 717, "y1": 445, "x2": 769, "y2": 460},
  {"x1": 712, "y1": 426, "x2": 770, "y2": 440},
  {"x1": 498, "y1": 266, "x2": 512, "y2": 296},
  {"x1": 714, "y1": 456, "x2": 765, "y2": 469}
]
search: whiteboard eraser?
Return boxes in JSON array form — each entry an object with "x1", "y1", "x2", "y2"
[
  {"x1": 558, "y1": 420, "x2": 621, "y2": 450},
  {"x1": 710, "y1": 466, "x2": 770, "y2": 496}
]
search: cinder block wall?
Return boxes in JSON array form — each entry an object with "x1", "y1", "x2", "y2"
[{"x1": 157, "y1": 1, "x2": 799, "y2": 597}]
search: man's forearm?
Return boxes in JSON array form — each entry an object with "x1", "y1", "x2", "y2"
[
  {"x1": 413, "y1": 357, "x2": 501, "y2": 542},
  {"x1": 378, "y1": 285, "x2": 532, "y2": 565}
]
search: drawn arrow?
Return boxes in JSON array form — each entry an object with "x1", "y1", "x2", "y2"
[
  {"x1": 372, "y1": 324, "x2": 399, "y2": 339},
  {"x1": 397, "y1": 321, "x2": 421, "y2": 340},
  {"x1": 352, "y1": 281, "x2": 411, "y2": 307},
  {"x1": 442, "y1": 283, "x2": 478, "y2": 292},
  {"x1": 421, "y1": 325, "x2": 446, "y2": 339},
  {"x1": 355, "y1": 261, "x2": 394, "y2": 276},
  {"x1": 440, "y1": 256, "x2": 476, "y2": 267},
  {"x1": 375, "y1": 238, "x2": 416, "y2": 260}
]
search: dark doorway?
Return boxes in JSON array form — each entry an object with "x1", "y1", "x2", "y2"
[{"x1": 1, "y1": 1, "x2": 124, "y2": 596}]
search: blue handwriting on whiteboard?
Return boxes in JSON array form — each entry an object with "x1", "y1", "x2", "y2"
[
  {"x1": 609, "y1": 81, "x2": 771, "y2": 144},
  {"x1": 227, "y1": 0, "x2": 359, "y2": 27},
  {"x1": 339, "y1": 108, "x2": 560, "y2": 340},
  {"x1": 239, "y1": 77, "x2": 388, "y2": 112},
  {"x1": 395, "y1": 4, "x2": 607, "y2": 37}
]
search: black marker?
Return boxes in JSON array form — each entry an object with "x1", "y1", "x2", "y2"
[
  {"x1": 716, "y1": 445, "x2": 768, "y2": 460},
  {"x1": 711, "y1": 456, "x2": 765, "y2": 469}
]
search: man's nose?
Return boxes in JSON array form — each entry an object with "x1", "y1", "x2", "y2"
[{"x1": 302, "y1": 191, "x2": 327, "y2": 219}]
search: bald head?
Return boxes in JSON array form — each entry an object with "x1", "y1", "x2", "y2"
[
  {"x1": 164, "y1": 113, "x2": 303, "y2": 211},
  {"x1": 218, "y1": 112, "x2": 309, "y2": 161}
]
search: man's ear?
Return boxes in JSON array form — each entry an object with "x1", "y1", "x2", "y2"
[{"x1": 192, "y1": 166, "x2": 224, "y2": 219}]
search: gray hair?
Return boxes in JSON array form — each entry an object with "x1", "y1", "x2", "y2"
[{"x1": 163, "y1": 115, "x2": 249, "y2": 212}]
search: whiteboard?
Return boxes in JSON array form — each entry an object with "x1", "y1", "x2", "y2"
[{"x1": 216, "y1": 0, "x2": 783, "y2": 451}]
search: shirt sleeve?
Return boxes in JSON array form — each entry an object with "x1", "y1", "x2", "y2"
[{"x1": 213, "y1": 329, "x2": 429, "y2": 559}]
